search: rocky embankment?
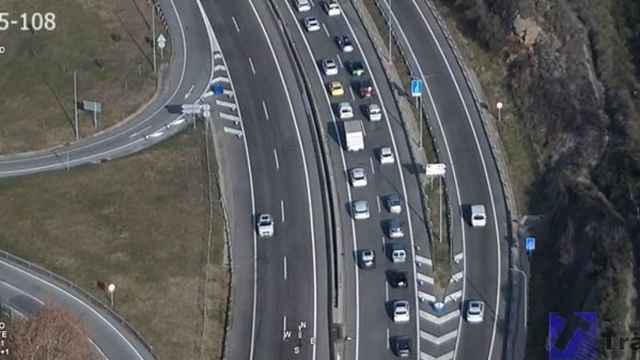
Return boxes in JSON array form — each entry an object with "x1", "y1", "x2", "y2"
[{"x1": 436, "y1": 0, "x2": 640, "y2": 358}]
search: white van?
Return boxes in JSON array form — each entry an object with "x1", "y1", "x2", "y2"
[{"x1": 296, "y1": 0, "x2": 311, "y2": 12}]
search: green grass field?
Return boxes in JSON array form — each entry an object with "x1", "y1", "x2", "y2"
[
  {"x1": 0, "y1": 128, "x2": 228, "y2": 360},
  {"x1": 0, "y1": 0, "x2": 162, "y2": 153}
]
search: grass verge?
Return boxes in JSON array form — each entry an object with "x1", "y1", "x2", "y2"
[
  {"x1": 0, "y1": 0, "x2": 166, "y2": 154},
  {"x1": 363, "y1": 0, "x2": 452, "y2": 290},
  {"x1": 0, "y1": 127, "x2": 227, "y2": 360}
]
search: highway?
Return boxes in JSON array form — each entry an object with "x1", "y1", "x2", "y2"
[
  {"x1": 202, "y1": 1, "x2": 330, "y2": 360},
  {"x1": 381, "y1": 0, "x2": 512, "y2": 359}
]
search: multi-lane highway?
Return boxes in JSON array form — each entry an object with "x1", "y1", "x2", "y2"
[{"x1": 0, "y1": 0, "x2": 518, "y2": 359}]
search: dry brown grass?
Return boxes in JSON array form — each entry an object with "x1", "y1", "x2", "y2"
[
  {"x1": 0, "y1": 128, "x2": 227, "y2": 360},
  {"x1": 0, "y1": 0, "x2": 164, "y2": 154}
]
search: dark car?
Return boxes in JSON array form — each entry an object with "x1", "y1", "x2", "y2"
[
  {"x1": 392, "y1": 336, "x2": 411, "y2": 357},
  {"x1": 349, "y1": 61, "x2": 365, "y2": 76},
  {"x1": 358, "y1": 249, "x2": 376, "y2": 269},
  {"x1": 359, "y1": 80, "x2": 375, "y2": 98},
  {"x1": 335, "y1": 35, "x2": 354, "y2": 52},
  {"x1": 388, "y1": 270, "x2": 408, "y2": 288}
]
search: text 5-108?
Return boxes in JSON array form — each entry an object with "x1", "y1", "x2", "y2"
[{"x1": 0, "y1": 12, "x2": 56, "y2": 32}]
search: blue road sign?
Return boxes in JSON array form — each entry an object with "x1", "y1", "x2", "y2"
[
  {"x1": 410, "y1": 79, "x2": 423, "y2": 97},
  {"x1": 525, "y1": 236, "x2": 536, "y2": 252},
  {"x1": 212, "y1": 83, "x2": 225, "y2": 96}
]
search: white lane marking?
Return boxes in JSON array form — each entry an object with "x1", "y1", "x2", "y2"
[
  {"x1": 281, "y1": 2, "x2": 358, "y2": 359},
  {"x1": 249, "y1": 3, "x2": 319, "y2": 360},
  {"x1": 129, "y1": 124, "x2": 151, "y2": 138},
  {"x1": 248, "y1": 57, "x2": 256, "y2": 75},
  {"x1": 382, "y1": 236, "x2": 385, "y2": 249},
  {"x1": 341, "y1": 10, "x2": 420, "y2": 358},
  {"x1": 283, "y1": 256, "x2": 288, "y2": 280},
  {"x1": 231, "y1": 16, "x2": 240, "y2": 32},
  {"x1": 377, "y1": 196, "x2": 382, "y2": 213},
  {"x1": 262, "y1": 100, "x2": 270, "y2": 120},
  {"x1": 336, "y1": 54, "x2": 344, "y2": 68},
  {"x1": 0, "y1": 260, "x2": 146, "y2": 359},
  {"x1": 370, "y1": 157, "x2": 376, "y2": 174},
  {"x1": 385, "y1": 280, "x2": 389, "y2": 301},
  {"x1": 322, "y1": 23, "x2": 330, "y2": 37},
  {"x1": 89, "y1": 338, "x2": 109, "y2": 360},
  {"x1": 0, "y1": 281, "x2": 45, "y2": 305},
  {"x1": 274, "y1": 148, "x2": 280, "y2": 170},
  {"x1": 348, "y1": 86, "x2": 355, "y2": 100},
  {"x1": 281, "y1": 200, "x2": 286, "y2": 223},
  {"x1": 196, "y1": 5, "x2": 258, "y2": 359},
  {"x1": 386, "y1": 328, "x2": 390, "y2": 349},
  {"x1": 184, "y1": 84, "x2": 195, "y2": 99}
]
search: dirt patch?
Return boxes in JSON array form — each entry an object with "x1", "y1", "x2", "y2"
[
  {"x1": 0, "y1": 0, "x2": 165, "y2": 154},
  {"x1": 0, "y1": 128, "x2": 227, "y2": 360}
]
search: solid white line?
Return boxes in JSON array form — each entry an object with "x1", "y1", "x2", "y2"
[
  {"x1": 249, "y1": 3, "x2": 319, "y2": 360},
  {"x1": 262, "y1": 100, "x2": 270, "y2": 120},
  {"x1": 89, "y1": 338, "x2": 109, "y2": 360},
  {"x1": 348, "y1": 86, "x2": 355, "y2": 100},
  {"x1": 382, "y1": 236, "x2": 385, "y2": 249},
  {"x1": 284, "y1": 315, "x2": 287, "y2": 333},
  {"x1": 281, "y1": 200, "x2": 286, "y2": 223},
  {"x1": 184, "y1": 84, "x2": 195, "y2": 99},
  {"x1": 282, "y1": 2, "x2": 360, "y2": 359},
  {"x1": 399, "y1": 2, "x2": 501, "y2": 358},
  {"x1": 322, "y1": 23, "x2": 331, "y2": 37},
  {"x1": 336, "y1": 54, "x2": 344, "y2": 68},
  {"x1": 231, "y1": 16, "x2": 240, "y2": 32},
  {"x1": 284, "y1": 256, "x2": 288, "y2": 280},
  {"x1": 273, "y1": 148, "x2": 280, "y2": 169},
  {"x1": 377, "y1": 196, "x2": 382, "y2": 213},
  {"x1": 0, "y1": 281, "x2": 45, "y2": 305},
  {"x1": 248, "y1": 57, "x2": 256, "y2": 75},
  {"x1": 370, "y1": 157, "x2": 376, "y2": 174},
  {"x1": 196, "y1": 5, "x2": 258, "y2": 360},
  {"x1": 385, "y1": 281, "x2": 389, "y2": 301},
  {"x1": 341, "y1": 9, "x2": 421, "y2": 358}
]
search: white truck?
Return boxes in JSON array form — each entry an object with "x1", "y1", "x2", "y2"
[{"x1": 343, "y1": 120, "x2": 365, "y2": 151}]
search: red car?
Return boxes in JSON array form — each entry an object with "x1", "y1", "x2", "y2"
[{"x1": 359, "y1": 80, "x2": 375, "y2": 98}]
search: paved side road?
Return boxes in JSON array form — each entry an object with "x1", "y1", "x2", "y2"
[{"x1": 0, "y1": 254, "x2": 154, "y2": 359}]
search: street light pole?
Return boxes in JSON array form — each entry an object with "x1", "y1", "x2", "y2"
[
  {"x1": 496, "y1": 101, "x2": 503, "y2": 123},
  {"x1": 107, "y1": 283, "x2": 116, "y2": 309},
  {"x1": 511, "y1": 267, "x2": 527, "y2": 327}
]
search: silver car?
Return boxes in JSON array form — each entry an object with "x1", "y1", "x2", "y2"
[
  {"x1": 352, "y1": 200, "x2": 370, "y2": 220},
  {"x1": 349, "y1": 167, "x2": 367, "y2": 188}
]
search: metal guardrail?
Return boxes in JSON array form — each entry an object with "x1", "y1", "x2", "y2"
[{"x1": 0, "y1": 250, "x2": 157, "y2": 359}]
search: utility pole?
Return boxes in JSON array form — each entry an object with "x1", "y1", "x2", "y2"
[
  {"x1": 152, "y1": 4, "x2": 157, "y2": 73},
  {"x1": 74, "y1": 71, "x2": 79, "y2": 140},
  {"x1": 386, "y1": 0, "x2": 392, "y2": 64},
  {"x1": 439, "y1": 176, "x2": 443, "y2": 243},
  {"x1": 419, "y1": 95, "x2": 423, "y2": 149}
]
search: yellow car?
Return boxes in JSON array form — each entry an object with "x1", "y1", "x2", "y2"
[{"x1": 328, "y1": 81, "x2": 345, "y2": 97}]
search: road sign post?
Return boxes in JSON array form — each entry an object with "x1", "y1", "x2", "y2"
[
  {"x1": 157, "y1": 34, "x2": 167, "y2": 60},
  {"x1": 212, "y1": 83, "x2": 225, "y2": 96},
  {"x1": 525, "y1": 236, "x2": 536, "y2": 255},
  {"x1": 410, "y1": 79, "x2": 424, "y2": 148}
]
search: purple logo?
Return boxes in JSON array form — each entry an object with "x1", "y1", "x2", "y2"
[{"x1": 548, "y1": 312, "x2": 598, "y2": 360}]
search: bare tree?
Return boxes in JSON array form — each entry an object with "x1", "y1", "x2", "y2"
[{"x1": 7, "y1": 304, "x2": 96, "y2": 360}]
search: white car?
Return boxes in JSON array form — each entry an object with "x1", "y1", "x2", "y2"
[
  {"x1": 295, "y1": 0, "x2": 311, "y2": 12},
  {"x1": 378, "y1": 147, "x2": 395, "y2": 164},
  {"x1": 470, "y1": 204, "x2": 487, "y2": 227},
  {"x1": 358, "y1": 249, "x2": 375, "y2": 269},
  {"x1": 349, "y1": 167, "x2": 367, "y2": 187},
  {"x1": 304, "y1": 17, "x2": 321, "y2": 32},
  {"x1": 337, "y1": 102, "x2": 354, "y2": 119},
  {"x1": 392, "y1": 300, "x2": 410, "y2": 323},
  {"x1": 352, "y1": 200, "x2": 370, "y2": 220},
  {"x1": 466, "y1": 300, "x2": 485, "y2": 323},
  {"x1": 387, "y1": 219, "x2": 404, "y2": 238},
  {"x1": 324, "y1": 0, "x2": 341, "y2": 16},
  {"x1": 385, "y1": 194, "x2": 402, "y2": 214},
  {"x1": 367, "y1": 103, "x2": 382, "y2": 121},
  {"x1": 145, "y1": 130, "x2": 164, "y2": 140},
  {"x1": 256, "y1": 214, "x2": 274, "y2": 237},
  {"x1": 322, "y1": 58, "x2": 338, "y2": 76}
]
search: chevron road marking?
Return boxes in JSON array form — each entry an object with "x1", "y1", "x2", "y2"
[
  {"x1": 220, "y1": 112, "x2": 241, "y2": 122},
  {"x1": 418, "y1": 291, "x2": 436, "y2": 303},
  {"x1": 212, "y1": 76, "x2": 230, "y2": 84},
  {"x1": 421, "y1": 351, "x2": 455, "y2": 360},
  {"x1": 223, "y1": 127, "x2": 243, "y2": 137},
  {"x1": 444, "y1": 290, "x2": 462, "y2": 303},
  {"x1": 420, "y1": 329, "x2": 458, "y2": 344},
  {"x1": 419, "y1": 309, "x2": 460, "y2": 324},
  {"x1": 416, "y1": 272, "x2": 434, "y2": 285},
  {"x1": 215, "y1": 99, "x2": 237, "y2": 109},
  {"x1": 415, "y1": 255, "x2": 432, "y2": 267},
  {"x1": 213, "y1": 52, "x2": 223, "y2": 60},
  {"x1": 213, "y1": 64, "x2": 226, "y2": 72}
]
